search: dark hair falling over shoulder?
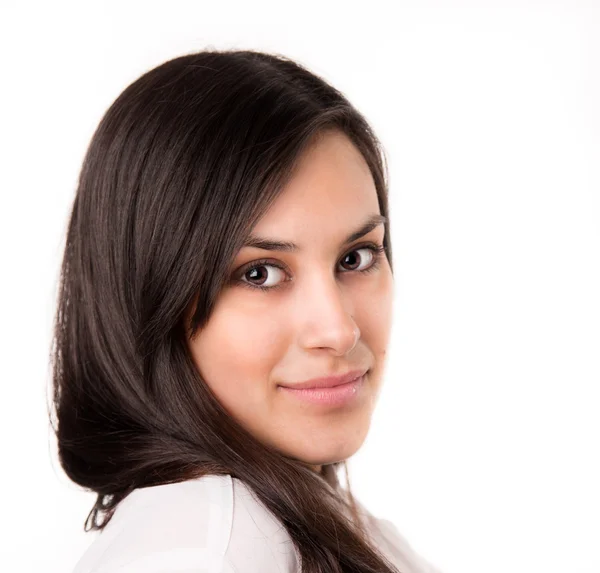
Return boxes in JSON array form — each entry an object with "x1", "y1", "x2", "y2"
[{"x1": 48, "y1": 49, "x2": 399, "y2": 572}]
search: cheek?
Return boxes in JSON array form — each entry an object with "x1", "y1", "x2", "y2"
[
  {"x1": 359, "y1": 266, "x2": 394, "y2": 344},
  {"x1": 187, "y1": 301, "x2": 284, "y2": 408}
]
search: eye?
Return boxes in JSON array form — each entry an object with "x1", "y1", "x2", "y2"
[
  {"x1": 233, "y1": 243, "x2": 386, "y2": 292},
  {"x1": 339, "y1": 245, "x2": 381, "y2": 272},
  {"x1": 239, "y1": 263, "x2": 287, "y2": 291}
]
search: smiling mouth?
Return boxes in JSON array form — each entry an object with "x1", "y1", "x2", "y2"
[
  {"x1": 277, "y1": 372, "x2": 367, "y2": 407},
  {"x1": 277, "y1": 368, "x2": 369, "y2": 390}
]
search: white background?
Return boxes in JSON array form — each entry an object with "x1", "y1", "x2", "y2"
[{"x1": 1, "y1": 1, "x2": 598, "y2": 572}]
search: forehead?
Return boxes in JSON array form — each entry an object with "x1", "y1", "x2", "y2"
[{"x1": 252, "y1": 131, "x2": 379, "y2": 235}]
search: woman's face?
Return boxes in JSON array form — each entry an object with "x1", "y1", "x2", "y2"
[{"x1": 186, "y1": 129, "x2": 394, "y2": 473}]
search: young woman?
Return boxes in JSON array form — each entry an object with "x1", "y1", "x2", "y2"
[{"x1": 50, "y1": 49, "x2": 442, "y2": 573}]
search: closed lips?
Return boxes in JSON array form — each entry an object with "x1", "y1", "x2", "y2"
[{"x1": 278, "y1": 368, "x2": 368, "y2": 390}]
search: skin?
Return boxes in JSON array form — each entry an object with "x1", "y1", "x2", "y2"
[{"x1": 186, "y1": 129, "x2": 394, "y2": 475}]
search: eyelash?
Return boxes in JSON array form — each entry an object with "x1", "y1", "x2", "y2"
[{"x1": 234, "y1": 242, "x2": 387, "y2": 293}]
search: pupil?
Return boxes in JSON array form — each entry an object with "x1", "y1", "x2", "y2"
[
  {"x1": 249, "y1": 267, "x2": 266, "y2": 282},
  {"x1": 345, "y1": 253, "x2": 360, "y2": 268}
]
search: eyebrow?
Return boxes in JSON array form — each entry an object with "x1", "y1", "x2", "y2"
[{"x1": 241, "y1": 213, "x2": 387, "y2": 253}]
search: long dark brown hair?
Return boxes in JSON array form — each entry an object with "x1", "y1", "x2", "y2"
[{"x1": 49, "y1": 48, "x2": 399, "y2": 572}]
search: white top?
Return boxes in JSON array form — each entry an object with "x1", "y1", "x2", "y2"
[{"x1": 72, "y1": 474, "x2": 442, "y2": 573}]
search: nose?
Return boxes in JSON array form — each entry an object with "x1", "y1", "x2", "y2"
[{"x1": 297, "y1": 281, "x2": 361, "y2": 355}]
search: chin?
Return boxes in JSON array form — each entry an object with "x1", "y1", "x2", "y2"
[{"x1": 295, "y1": 439, "x2": 365, "y2": 468}]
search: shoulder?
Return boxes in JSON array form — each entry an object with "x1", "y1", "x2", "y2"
[
  {"x1": 350, "y1": 494, "x2": 444, "y2": 573},
  {"x1": 224, "y1": 476, "x2": 301, "y2": 572},
  {"x1": 71, "y1": 474, "x2": 300, "y2": 573},
  {"x1": 71, "y1": 474, "x2": 235, "y2": 573},
  {"x1": 371, "y1": 517, "x2": 444, "y2": 573}
]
